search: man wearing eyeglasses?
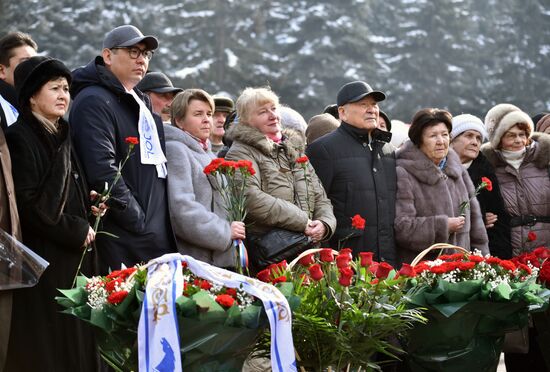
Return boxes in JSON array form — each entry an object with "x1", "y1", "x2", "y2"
[{"x1": 69, "y1": 25, "x2": 176, "y2": 274}]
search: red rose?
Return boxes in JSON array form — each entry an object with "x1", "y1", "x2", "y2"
[
  {"x1": 225, "y1": 288, "x2": 237, "y2": 297},
  {"x1": 124, "y1": 136, "x2": 139, "y2": 145},
  {"x1": 340, "y1": 248, "x2": 353, "y2": 258},
  {"x1": 527, "y1": 231, "x2": 537, "y2": 242},
  {"x1": 215, "y1": 294, "x2": 235, "y2": 308},
  {"x1": 257, "y1": 269, "x2": 271, "y2": 282},
  {"x1": 398, "y1": 263, "x2": 416, "y2": 278},
  {"x1": 308, "y1": 264, "x2": 324, "y2": 281},
  {"x1": 336, "y1": 254, "x2": 352, "y2": 269},
  {"x1": 539, "y1": 261, "x2": 550, "y2": 286},
  {"x1": 369, "y1": 262, "x2": 379, "y2": 275},
  {"x1": 481, "y1": 177, "x2": 493, "y2": 192},
  {"x1": 107, "y1": 290, "x2": 128, "y2": 305},
  {"x1": 299, "y1": 273, "x2": 311, "y2": 286},
  {"x1": 320, "y1": 248, "x2": 334, "y2": 262},
  {"x1": 359, "y1": 252, "x2": 374, "y2": 267},
  {"x1": 296, "y1": 155, "x2": 309, "y2": 164},
  {"x1": 339, "y1": 267, "x2": 354, "y2": 286},
  {"x1": 298, "y1": 253, "x2": 315, "y2": 266},
  {"x1": 375, "y1": 262, "x2": 393, "y2": 279},
  {"x1": 350, "y1": 214, "x2": 366, "y2": 230},
  {"x1": 370, "y1": 278, "x2": 379, "y2": 285}
]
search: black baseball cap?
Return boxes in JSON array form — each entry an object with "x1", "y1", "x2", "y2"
[
  {"x1": 103, "y1": 25, "x2": 158, "y2": 50},
  {"x1": 336, "y1": 81, "x2": 385, "y2": 106},
  {"x1": 136, "y1": 72, "x2": 182, "y2": 94}
]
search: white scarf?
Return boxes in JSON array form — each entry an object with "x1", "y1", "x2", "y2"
[
  {"x1": 500, "y1": 148, "x2": 526, "y2": 170},
  {"x1": 0, "y1": 94, "x2": 18, "y2": 126},
  {"x1": 128, "y1": 89, "x2": 168, "y2": 178}
]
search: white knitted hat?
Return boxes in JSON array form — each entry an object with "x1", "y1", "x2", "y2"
[{"x1": 451, "y1": 114, "x2": 487, "y2": 141}]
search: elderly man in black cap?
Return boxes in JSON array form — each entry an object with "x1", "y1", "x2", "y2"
[
  {"x1": 306, "y1": 81, "x2": 397, "y2": 265},
  {"x1": 69, "y1": 25, "x2": 176, "y2": 273},
  {"x1": 210, "y1": 95, "x2": 234, "y2": 154},
  {"x1": 137, "y1": 71, "x2": 182, "y2": 123}
]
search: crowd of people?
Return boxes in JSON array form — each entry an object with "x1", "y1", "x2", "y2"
[{"x1": 0, "y1": 24, "x2": 549, "y2": 372}]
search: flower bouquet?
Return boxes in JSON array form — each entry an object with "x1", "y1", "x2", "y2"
[
  {"x1": 56, "y1": 254, "x2": 296, "y2": 372},
  {"x1": 255, "y1": 248, "x2": 426, "y2": 371},
  {"x1": 402, "y1": 244, "x2": 550, "y2": 372}
]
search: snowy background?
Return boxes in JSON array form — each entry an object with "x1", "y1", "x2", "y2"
[{"x1": 2, "y1": 0, "x2": 549, "y2": 122}]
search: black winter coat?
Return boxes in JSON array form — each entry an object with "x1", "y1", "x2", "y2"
[
  {"x1": 467, "y1": 153, "x2": 512, "y2": 258},
  {"x1": 5, "y1": 113, "x2": 99, "y2": 372},
  {"x1": 69, "y1": 57, "x2": 176, "y2": 273},
  {"x1": 306, "y1": 122, "x2": 397, "y2": 265}
]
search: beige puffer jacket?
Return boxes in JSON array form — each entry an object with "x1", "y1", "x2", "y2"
[
  {"x1": 225, "y1": 123, "x2": 336, "y2": 237},
  {"x1": 481, "y1": 132, "x2": 550, "y2": 255}
]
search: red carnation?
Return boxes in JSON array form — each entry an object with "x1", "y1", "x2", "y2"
[
  {"x1": 107, "y1": 290, "x2": 129, "y2": 305},
  {"x1": 457, "y1": 261, "x2": 476, "y2": 271},
  {"x1": 533, "y1": 247, "x2": 550, "y2": 259},
  {"x1": 124, "y1": 136, "x2": 139, "y2": 145},
  {"x1": 298, "y1": 253, "x2": 315, "y2": 266},
  {"x1": 375, "y1": 262, "x2": 393, "y2": 279},
  {"x1": 296, "y1": 155, "x2": 309, "y2": 164},
  {"x1": 414, "y1": 262, "x2": 430, "y2": 274},
  {"x1": 481, "y1": 177, "x2": 493, "y2": 192},
  {"x1": 499, "y1": 260, "x2": 516, "y2": 272},
  {"x1": 539, "y1": 261, "x2": 550, "y2": 286},
  {"x1": 398, "y1": 263, "x2": 416, "y2": 278},
  {"x1": 359, "y1": 252, "x2": 374, "y2": 267},
  {"x1": 225, "y1": 288, "x2": 237, "y2": 297},
  {"x1": 469, "y1": 255, "x2": 484, "y2": 263},
  {"x1": 527, "y1": 231, "x2": 537, "y2": 242},
  {"x1": 351, "y1": 214, "x2": 366, "y2": 230},
  {"x1": 517, "y1": 263, "x2": 532, "y2": 275},
  {"x1": 257, "y1": 269, "x2": 271, "y2": 283},
  {"x1": 105, "y1": 278, "x2": 122, "y2": 292},
  {"x1": 215, "y1": 294, "x2": 235, "y2": 308},
  {"x1": 320, "y1": 248, "x2": 334, "y2": 262},
  {"x1": 308, "y1": 264, "x2": 324, "y2": 281}
]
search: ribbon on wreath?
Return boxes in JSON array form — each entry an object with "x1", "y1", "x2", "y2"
[{"x1": 137, "y1": 253, "x2": 296, "y2": 372}]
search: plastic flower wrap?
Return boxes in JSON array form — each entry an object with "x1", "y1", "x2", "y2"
[
  {"x1": 57, "y1": 262, "x2": 266, "y2": 371},
  {"x1": 255, "y1": 248, "x2": 425, "y2": 371},
  {"x1": 402, "y1": 244, "x2": 550, "y2": 372}
]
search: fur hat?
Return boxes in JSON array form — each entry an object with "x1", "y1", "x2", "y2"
[
  {"x1": 484, "y1": 104, "x2": 533, "y2": 148},
  {"x1": 535, "y1": 113, "x2": 550, "y2": 134},
  {"x1": 14, "y1": 56, "x2": 72, "y2": 108},
  {"x1": 306, "y1": 113, "x2": 340, "y2": 144},
  {"x1": 451, "y1": 114, "x2": 487, "y2": 141}
]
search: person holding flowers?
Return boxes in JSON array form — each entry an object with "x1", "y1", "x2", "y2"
[
  {"x1": 394, "y1": 108, "x2": 488, "y2": 264},
  {"x1": 5, "y1": 56, "x2": 99, "y2": 371},
  {"x1": 165, "y1": 89, "x2": 245, "y2": 268},
  {"x1": 450, "y1": 113, "x2": 512, "y2": 258},
  {"x1": 225, "y1": 87, "x2": 336, "y2": 271}
]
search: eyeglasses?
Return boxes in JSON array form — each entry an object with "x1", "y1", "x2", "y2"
[{"x1": 111, "y1": 47, "x2": 154, "y2": 60}]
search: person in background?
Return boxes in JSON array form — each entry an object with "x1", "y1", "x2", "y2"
[
  {"x1": 481, "y1": 103, "x2": 550, "y2": 372},
  {"x1": 389, "y1": 120, "x2": 410, "y2": 148},
  {"x1": 450, "y1": 114, "x2": 511, "y2": 258},
  {"x1": 378, "y1": 110, "x2": 391, "y2": 132},
  {"x1": 5, "y1": 56, "x2": 99, "y2": 372},
  {"x1": 305, "y1": 113, "x2": 340, "y2": 146},
  {"x1": 210, "y1": 95, "x2": 234, "y2": 155},
  {"x1": 307, "y1": 81, "x2": 397, "y2": 263},
  {"x1": 394, "y1": 108, "x2": 488, "y2": 264},
  {"x1": 535, "y1": 113, "x2": 550, "y2": 134},
  {"x1": 279, "y1": 105, "x2": 307, "y2": 134},
  {"x1": 225, "y1": 87, "x2": 336, "y2": 271},
  {"x1": 0, "y1": 32, "x2": 37, "y2": 131},
  {"x1": 70, "y1": 25, "x2": 176, "y2": 273},
  {"x1": 136, "y1": 71, "x2": 182, "y2": 124},
  {"x1": 165, "y1": 89, "x2": 245, "y2": 267},
  {"x1": 323, "y1": 103, "x2": 339, "y2": 120}
]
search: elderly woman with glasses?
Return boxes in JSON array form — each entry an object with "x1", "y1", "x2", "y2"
[{"x1": 394, "y1": 108, "x2": 489, "y2": 264}]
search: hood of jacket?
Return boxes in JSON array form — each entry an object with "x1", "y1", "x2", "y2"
[
  {"x1": 481, "y1": 132, "x2": 550, "y2": 170},
  {"x1": 227, "y1": 122, "x2": 305, "y2": 161},
  {"x1": 396, "y1": 139, "x2": 463, "y2": 185}
]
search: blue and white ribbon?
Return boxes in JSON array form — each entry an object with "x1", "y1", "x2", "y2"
[
  {"x1": 0, "y1": 94, "x2": 18, "y2": 126},
  {"x1": 234, "y1": 239, "x2": 248, "y2": 269},
  {"x1": 138, "y1": 260, "x2": 183, "y2": 372},
  {"x1": 137, "y1": 253, "x2": 296, "y2": 372}
]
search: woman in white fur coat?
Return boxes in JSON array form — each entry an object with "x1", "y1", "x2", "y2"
[{"x1": 165, "y1": 89, "x2": 245, "y2": 268}]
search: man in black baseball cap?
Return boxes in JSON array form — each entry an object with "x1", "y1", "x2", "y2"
[
  {"x1": 137, "y1": 72, "x2": 182, "y2": 123},
  {"x1": 306, "y1": 80, "x2": 397, "y2": 265}
]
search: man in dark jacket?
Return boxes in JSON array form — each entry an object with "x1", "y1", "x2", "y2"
[
  {"x1": 70, "y1": 25, "x2": 176, "y2": 273},
  {"x1": 306, "y1": 81, "x2": 397, "y2": 265}
]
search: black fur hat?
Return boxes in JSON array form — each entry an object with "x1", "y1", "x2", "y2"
[{"x1": 14, "y1": 56, "x2": 72, "y2": 108}]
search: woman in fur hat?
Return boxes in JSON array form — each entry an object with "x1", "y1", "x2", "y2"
[
  {"x1": 481, "y1": 103, "x2": 550, "y2": 254},
  {"x1": 394, "y1": 108, "x2": 489, "y2": 264},
  {"x1": 225, "y1": 87, "x2": 336, "y2": 272},
  {"x1": 481, "y1": 103, "x2": 550, "y2": 372},
  {"x1": 5, "y1": 56, "x2": 99, "y2": 371}
]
